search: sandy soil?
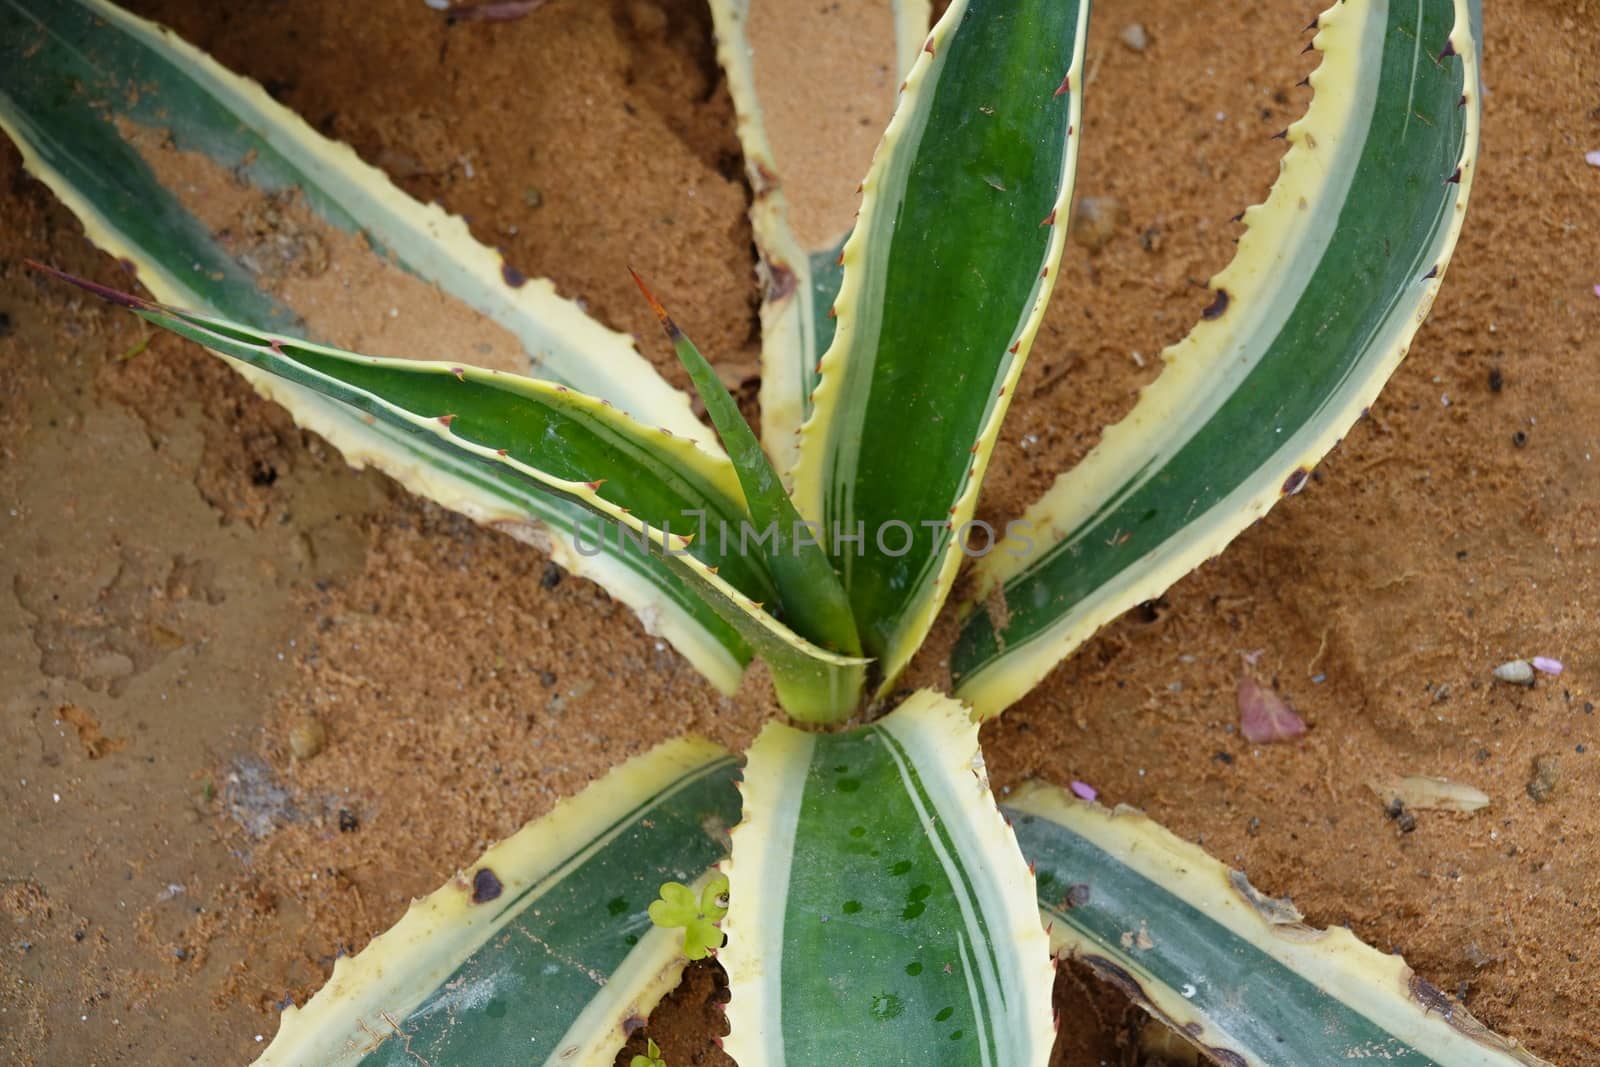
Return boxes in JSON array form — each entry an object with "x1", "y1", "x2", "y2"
[{"x1": 2, "y1": 0, "x2": 1597, "y2": 1064}]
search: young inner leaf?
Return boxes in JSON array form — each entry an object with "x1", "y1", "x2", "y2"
[{"x1": 630, "y1": 270, "x2": 862, "y2": 658}]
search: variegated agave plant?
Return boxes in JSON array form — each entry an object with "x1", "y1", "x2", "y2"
[{"x1": 2, "y1": 0, "x2": 1552, "y2": 1064}]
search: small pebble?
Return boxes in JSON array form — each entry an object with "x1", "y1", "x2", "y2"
[
  {"x1": 288, "y1": 717, "x2": 328, "y2": 760},
  {"x1": 1492, "y1": 659, "x2": 1534, "y2": 686},
  {"x1": 1119, "y1": 22, "x2": 1149, "y2": 51},
  {"x1": 1526, "y1": 755, "x2": 1561, "y2": 803},
  {"x1": 1071, "y1": 196, "x2": 1126, "y2": 252},
  {"x1": 1397, "y1": 811, "x2": 1418, "y2": 833}
]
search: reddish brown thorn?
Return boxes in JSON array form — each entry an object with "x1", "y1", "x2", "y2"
[
  {"x1": 583, "y1": 479, "x2": 606, "y2": 492},
  {"x1": 1296, "y1": 75, "x2": 1311, "y2": 88},
  {"x1": 1053, "y1": 71, "x2": 1071, "y2": 97},
  {"x1": 997, "y1": 386, "x2": 1007, "y2": 398},
  {"x1": 1230, "y1": 210, "x2": 1246, "y2": 223},
  {"x1": 1445, "y1": 166, "x2": 1462, "y2": 184},
  {"x1": 1008, "y1": 342, "x2": 1020, "y2": 354},
  {"x1": 899, "y1": 79, "x2": 907, "y2": 93},
  {"x1": 1039, "y1": 208, "x2": 1056, "y2": 227},
  {"x1": 1439, "y1": 39, "x2": 1457, "y2": 59},
  {"x1": 626, "y1": 267, "x2": 683, "y2": 339},
  {"x1": 969, "y1": 444, "x2": 980, "y2": 454},
  {"x1": 707, "y1": 565, "x2": 719, "y2": 575},
  {"x1": 1067, "y1": 124, "x2": 1074, "y2": 137},
  {"x1": 923, "y1": 37, "x2": 935, "y2": 55},
  {"x1": 450, "y1": 366, "x2": 466, "y2": 381},
  {"x1": 827, "y1": 304, "x2": 837, "y2": 319},
  {"x1": 1039, "y1": 266, "x2": 1049, "y2": 279},
  {"x1": 501, "y1": 261, "x2": 527, "y2": 287},
  {"x1": 1271, "y1": 128, "x2": 1289, "y2": 140},
  {"x1": 1281, "y1": 467, "x2": 1310, "y2": 496},
  {"x1": 1301, "y1": 40, "x2": 1316, "y2": 54},
  {"x1": 495, "y1": 448, "x2": 509, "y2": 457},
  {"x1": 1304, "y1": 16, "x2": 1318, "y2": 31},
  {"x1": 24, "y1": 259, "x2": 150, "y2": 309},
  {"x1": 1202, "y1": 288, "x2": 1230, "y2": 320},
  {"x1": 1459, "y1": 94, "x2": 1468, "y2": 108},
  {"x1": 836, "y1": 250, "x2": 845, "y2": 266},
  {"x1": 437, "y1": 414, "x2": 457, "y2": 428},
  {"x1": 555, "y1": 384, "x2": 570, "y2": 393},
  {"x1": 268, "y1": 339, "x2": 286, "y2": 355},
  {"x1": 1424, "y1": 264, "x2": 1439, "y2": 280}
]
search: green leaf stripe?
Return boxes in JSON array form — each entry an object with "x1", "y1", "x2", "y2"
[
  {"x1": 258, "y1": 740, "x2": 742, "y2": 1067},
  {"x1": 1006, "y1": 783, "x2": 1552, "y2": 1067},
  {"x1": 954, "y1": 0, "x2": 1480, "y2": 717},
  {"x1": 722, "y1": 692, "x2": 1053, "y2": 1066},
  {"x1": 792, "y1": 0, "x2": 1089, "y2": 690}
]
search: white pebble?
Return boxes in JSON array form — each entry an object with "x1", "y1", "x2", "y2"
[{"x1": 1492, "y1": 659, "x2": 1534, "y2": 685}]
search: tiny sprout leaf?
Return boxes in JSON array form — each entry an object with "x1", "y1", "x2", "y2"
[
  {"x1": 630, "y1": 1038, "x2": 667, "y2": 1067},
  {"x1": 629, "y1": 269, "x2": 863, "y2": 668},
  {"x1": 648, "y1": 875, "x2": 729, "y2": 960}
]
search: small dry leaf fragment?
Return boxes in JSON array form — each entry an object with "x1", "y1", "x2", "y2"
[
  {"x1": 1237, "y1": 675, "x2": 1306, "y2": 744},
  {"x1": 1368, "y1": 775, "x2": 1490, "y2": 813}
]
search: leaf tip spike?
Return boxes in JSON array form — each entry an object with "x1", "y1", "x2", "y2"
[{"x1": 626, "y1": 267, "x2": 684, "y2": 341}]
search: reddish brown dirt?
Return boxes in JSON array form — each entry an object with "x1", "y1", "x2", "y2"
[{"x1": 2, "y1": 1, "x2": 1597, "y2": 1064}]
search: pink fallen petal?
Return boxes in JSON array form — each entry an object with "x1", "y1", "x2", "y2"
[
  {"x1": 1532, "y1": 656, "x2": 1564, "y2": 676},
  {"x1": 1594, "y1": 284, "x2": 1600, "y2": 300},
  {"x1": 1238, "y1": 675, "x2": 1307, "y2": 744},
  {"x1": 444, "y1": 0, "x2": 549, "y2": 21},
  {"x1": 1586, "y1": 150, "x2": 1600, "y2": 167},
  {"x1": 1069, "y1": 780, "x2": 1098, "y2": 802}
]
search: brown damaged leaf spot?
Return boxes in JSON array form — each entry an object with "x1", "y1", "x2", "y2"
[
  {"x1": 752, "y1": 160, "x2": 780, "y2": 199},
  {"x1": 1201, "y1": 289, "x2": 1230, "y2": 320},
  {"x1": 471, "y1": 867, "x2": 503, "y2": 903},
  {"x1": 765, "y1": 260, "x2": 796, "y2": 303},
  {"x1": 1226, "y1": 869, "x2": 1304, "y2": 926},
  {"x1": 1077, "y1": 955, "x2": 1150, "y2": 1007}
]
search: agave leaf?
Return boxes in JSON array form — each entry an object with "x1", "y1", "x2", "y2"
[
  {"x1": 254, "y1": 738, "x2": 741, "y2": 1067},
  {"x1": 721, "y1": 691, "x2": 1053, "y2": 1065},
  {"x1": 707, "y1": 0, "x2": 931, "y2": 476},
  {"x1": 42, "y1": 270, "x2": 869, "y2": 720},
  {"x1": 632, "y1": 272, "x2": 862, "y2": 664},
  {"x1": 0, "y1": 0, "x2": 714, "y2": 442},
  {"x1": 788, "y1": 0, "x2": 1091, "y2": 691},
  {"x1": 954, "y1": 0, "x2": 1481, "y2": 717},
  {"x1": 0, "y1": 0, "x2": 764, "y2": 694},
  {"x1": 1007, "y1": 782, "x2": 1553, "y2": 1067}
]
